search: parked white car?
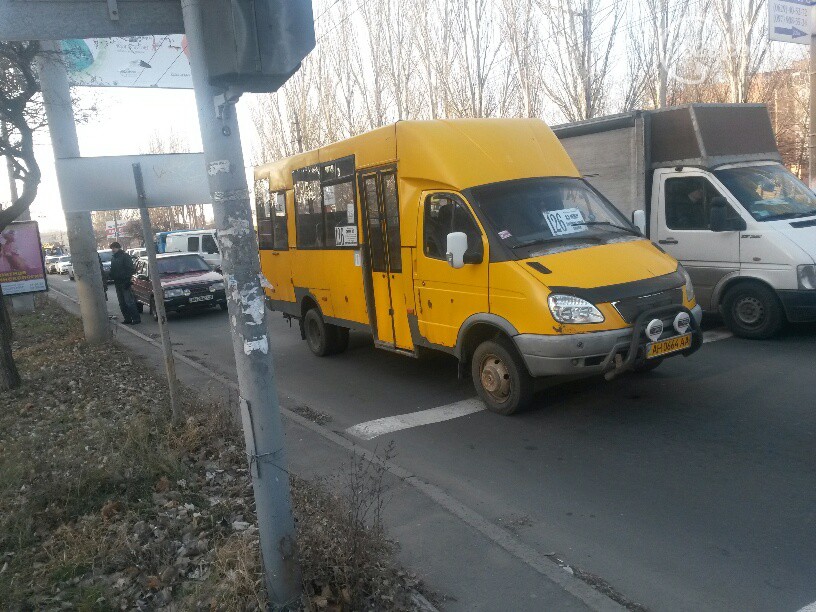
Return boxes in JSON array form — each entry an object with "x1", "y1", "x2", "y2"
[
  {"x1": 56, "y1": 257, "x2": 73, "y2": 274},
  {"x1": 49, "y1": 255, "x2": 71, "y2": 274}
]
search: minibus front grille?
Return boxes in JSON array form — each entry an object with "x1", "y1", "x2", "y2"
[{"x1": 612, "y1": 288, "x2": 683, "y2": 324}]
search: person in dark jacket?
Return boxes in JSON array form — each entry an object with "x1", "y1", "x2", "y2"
[{"x1": 109, "y1": 242, "x2": 140, "y2": 324}]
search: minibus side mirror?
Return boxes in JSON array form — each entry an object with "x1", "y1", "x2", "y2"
[
  {"x1": 446, "y1": 232, "x2": 468, "y2": 269},
  {"x1": 632, "y1": 209, "x2": 646, "y2": 235}
]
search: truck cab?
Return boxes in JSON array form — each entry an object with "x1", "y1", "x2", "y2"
[
  {"x1": 555, "y1": 104, "x2": 816, "y2": 339},
  {"x1": 648, "y1": 161, "x2": 816, "y2": 338}
]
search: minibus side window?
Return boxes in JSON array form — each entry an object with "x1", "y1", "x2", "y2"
[
  {"x1": 423, "y1": 194, "x2": 483, "y2": 261},
  {"x1": 272, "y1": 192, "x2": 289, "y2": 250},
  {"x1": 323, "y1": 180, "x2": 355, "y2": 248},
  {"x1": 294, "y1": 167, "x2": 323, "y2": 248},
  {"x1": 255, "y1": 178, "x2": 275, "y2": 250}
]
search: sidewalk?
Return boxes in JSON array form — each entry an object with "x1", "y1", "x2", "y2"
[{"x1": 50, "y1": 289, "x2": 624, "y2": 611}]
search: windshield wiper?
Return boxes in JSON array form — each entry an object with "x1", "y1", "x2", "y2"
[
  {"x1": 761, "y1": 211, "x2": 816, "y2": 221},
  {"x1": 512, "y1": 237, "x2": 551, "y2": 249},
  {"x1": 570, "y1": 221, "x2": 641, "y2": 236}
]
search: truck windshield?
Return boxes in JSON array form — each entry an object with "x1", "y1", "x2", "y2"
[
  {"x1": 468, "y1": 177, "x2": 639, "y2": 255},
  {"x1": 714, "y1": 164, "x2": 816, "y2": 221}
]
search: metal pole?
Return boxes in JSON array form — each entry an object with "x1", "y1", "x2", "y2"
[
  {"x1": 810, "y1": 28, "x2": 816, "y2": 189},
  {"x1": 133, "y1": 163, "x2": 182, "y2": 423},
  {"x1": 37, "y1": 41, "x2": 109, "y2": 342},
  {"x1": 180, "y1": 0, "x2": 301, "y2": 604}
]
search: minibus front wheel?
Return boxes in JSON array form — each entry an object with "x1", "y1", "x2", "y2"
[
  {"x1": 303, "y1": 308, "x2": 349, "y2": 356},
  {"x1": 471, "y1": 338, "x2": 534, "y2": 415}
]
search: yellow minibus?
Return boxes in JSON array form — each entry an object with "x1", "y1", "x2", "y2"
[{"x1": 254, "y1": 119, "x2": 702, "y2": 414}]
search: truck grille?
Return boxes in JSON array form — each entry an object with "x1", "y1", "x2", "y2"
[{"x1": 612, "y1": 288, "x2": 683, "y2": 324}]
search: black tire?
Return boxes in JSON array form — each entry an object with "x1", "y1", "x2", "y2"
[
  {"x1": 135, "y1": 301, "x2": 144, "y2": 314},
  {"x1": 150, "y1": 297, "x2": 159, "y2": 322},
  {"x1": 722, "y1": 282, "x2": 783, "y2": 339},
  {"x1": 332, "y1": 326, "x2": 350, "y2": 354},
  {"x1": 219, "y1": 302, "x2": 228, "y2": 312},
  {"x1": 303, "y1": 308, "x2": 333, "y2": 356},
  {"x1": 471, "y1": 337, "x2": 534, "y2": 415},
  {"x1": 631, "y1": 358, "x2": 663, "y2": 373}
]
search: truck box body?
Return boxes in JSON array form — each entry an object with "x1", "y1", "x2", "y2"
[{"x1": 554, "y1": 104, "x2": 782, "y2": 223}]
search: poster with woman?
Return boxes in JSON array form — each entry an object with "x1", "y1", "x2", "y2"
[{"x1": 0, "y1": 221, "x2": 48, "y2": 296}]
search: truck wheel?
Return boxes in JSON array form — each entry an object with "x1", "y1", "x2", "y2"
[
  {"x1": 722, "y1": 282, "x2": 783, "y2": 339},
  {"x1": 471, "y1": 338, "x2": 534, "y2": 415}
]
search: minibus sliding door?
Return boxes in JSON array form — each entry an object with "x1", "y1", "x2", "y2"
[{"x1": 359, "y1": 167, "x2": 402, "y2": 348}]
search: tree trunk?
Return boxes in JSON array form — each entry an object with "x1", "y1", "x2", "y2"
[{"x1": 0, "y1": 284, "x2": 21, "y2": 391}]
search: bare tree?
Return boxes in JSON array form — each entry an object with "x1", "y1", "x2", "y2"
[
  {"x1": 539, "y1": 0, "x2": 623, "y2": 121},
  {"x1": 499, "y1": 0, "x2": 546, "y2": 118},
  {"x1": 0, "y1": 41, "x2": 41, "y2": 391},
  {"x1": 450, "y1": 0, "x2": 501, "y2": 118},
  {"x1": 711, "y1": 0, "x2": 769, "y2": 103}
]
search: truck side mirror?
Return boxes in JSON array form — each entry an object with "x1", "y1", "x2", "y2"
[
  {"x1": 446, "y1": 232, "x2": 468, "y2": 269},
  {"x1": 710, "y1": 198, "x2": 747, "y2": 232},
  {"x1": 632, "y1": 209, "x2": 646, "y2": 235}
]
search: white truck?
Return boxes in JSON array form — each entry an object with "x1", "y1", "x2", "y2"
[
  {"x1": 164, "y1": 229, "x2": 221, "y2": 270},
  {"x1": 554, "y1": 103, "x2": 816, "y2": 339}
]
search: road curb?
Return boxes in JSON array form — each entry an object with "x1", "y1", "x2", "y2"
[{"x1": 49, "y1": 287, "x2": 626, "y2": 611}]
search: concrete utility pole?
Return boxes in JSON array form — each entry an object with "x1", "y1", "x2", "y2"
[
  {"x1": 38, "y1": 42, "x2": 110, "y2": 343},
  {"x1": 180, "y1": 0, "x2": 301, "y2": 604},
  {"x1": 133, "y1": 163, "x2": 182, "y2": 423}
]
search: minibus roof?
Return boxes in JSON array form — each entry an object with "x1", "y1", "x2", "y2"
[{"x1": 256, "y1": 118, "x2": 580, "y2": 191}]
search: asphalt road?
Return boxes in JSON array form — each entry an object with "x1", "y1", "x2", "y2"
[{"x1": 50, "y1": 274, "x2": 816, "y2": 612}]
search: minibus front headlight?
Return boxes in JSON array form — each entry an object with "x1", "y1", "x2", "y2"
[
  {"x1": 798, "y1": 264, "x2": 816, "y2": 290},
  {"x1": 678, "y1": 264, "x2": 695, "y2": 302},
  {"x1": 548, "y1": 294, "x2": 604, "y2": 324}
]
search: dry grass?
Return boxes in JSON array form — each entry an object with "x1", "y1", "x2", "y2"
[{"x1": 0, "y1": 299, "x2": 424, "y2": 611}]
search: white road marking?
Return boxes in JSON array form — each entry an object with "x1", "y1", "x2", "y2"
[
  {"x1": 797, "y1": 602, "x2": 816, "y2": 612},
  {"x1": 346, "y1": 398, "x2": 485, "y2": 440},
  {"x1": 703, "y1": 328, "x2": 733, "y2": 344}
]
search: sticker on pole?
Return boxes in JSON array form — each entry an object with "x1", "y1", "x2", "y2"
[
  {"x1": 544, "y1": 208, "x2": 586, "y2": 236},
  {"x1": 768, "y1": 0, "x2": 813, "y2": 45},
  {"x1": 335, "y1": 225, "x2": 358, "y2": 246}
]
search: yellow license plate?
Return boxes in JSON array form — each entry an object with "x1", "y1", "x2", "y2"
[{"x1": 646, "y1": 334, "x2": 691, "y2": 359}]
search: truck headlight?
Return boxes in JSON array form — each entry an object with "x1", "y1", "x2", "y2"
[
  {"x1": 209, "y1": 281, "x2": 225, "y2": 292},
  {"x1": 798, "y1": 264, "x2": 816, "y2": 290},
  {"x1": 678, "y1": 264, "x2": 695, "y2": 302},
  {"x1": 164, "y1": 288, "x2": 185, "y2": 298},
  {"x1": 548, "y1": 294, "x2": 604, "y2": 324}
]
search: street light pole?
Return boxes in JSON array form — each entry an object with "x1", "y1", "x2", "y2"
[{"x1": 180, "y1": 0, "x2": 301, "y2": 605}]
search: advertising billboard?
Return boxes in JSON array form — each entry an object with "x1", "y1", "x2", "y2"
[
  {"x1": 0, "y1": 221, "x2": 48, "y2": 296},
  {"x1": 61, "y1": 35, "x2": 193, "y2": 89}
]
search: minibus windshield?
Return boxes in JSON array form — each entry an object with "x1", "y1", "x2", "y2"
[
  {"x1": 713, "y1": 164, "x2": 816, "y2": 221},
  {"x1": 469, "y1": 177, "x2": 640, "y2": 256}
]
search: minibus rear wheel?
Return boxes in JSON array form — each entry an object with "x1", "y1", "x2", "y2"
[
  {"x1": 304, "y1": 308, "x2": 348, "y2": 356},
  {"x1": 471, "y1": 338, "x2": 534, "y2": 415}
]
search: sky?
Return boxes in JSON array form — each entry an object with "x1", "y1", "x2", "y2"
[{"x1": 0, "y1": 85, "x2": 262, "y2": 234}]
